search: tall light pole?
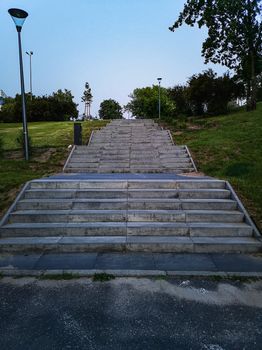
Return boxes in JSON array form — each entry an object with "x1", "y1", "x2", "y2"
[
  {"x1": 26, "y1": 51, "x2": 33, "y2": 99},
  {"x1": 157, "y1": 78, "x2": 162, "y2": 119},
  {"x1": 8, "y1": 8, "x2": 29, "y2": 161}
]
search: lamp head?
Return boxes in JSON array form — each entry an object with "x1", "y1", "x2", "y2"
[
  {"x1": 157, "y1": 78, "x2": 162, "y2": 82},
  {"x1": 8, "y1": 8, "x2": 28, "y2": 32}
]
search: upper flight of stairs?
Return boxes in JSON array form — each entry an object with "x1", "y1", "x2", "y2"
[
  {"x1": 0, "y1": 179, "x2": 261, "y2": 253},
  {"x1": 64, "y1": 119, "x2": 196, "y2": 173}
]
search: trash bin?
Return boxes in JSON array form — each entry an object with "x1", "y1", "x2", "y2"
[{"x1": 74, "y1": 123, "x2": 82, "y2": 145}]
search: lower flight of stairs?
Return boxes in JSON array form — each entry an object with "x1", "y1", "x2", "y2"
[{"x1": 0, "y1": 179, "x2": 261, "y2": 253}]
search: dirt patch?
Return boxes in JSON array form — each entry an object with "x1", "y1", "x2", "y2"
[
  {"x1": 187, "y1": 125, "x2": 202, "y2": 130},
  {"x1": 182, "y1": 172, "x2": 206, "y2": 177},
  {"x1": 31, "y1": 148, "x2": 58, "y2": 163},
  {"x1": 0, "y1": 185, "x2": 22, "y2": 220}
]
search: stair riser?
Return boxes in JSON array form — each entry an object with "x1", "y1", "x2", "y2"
[
  {"x1": 0, "y1": 242, "x2": 260, "y2": 254},
  {"x1": 127, "y1": 227, "x2": 188, "y2": 236},
  {"x1": 9, "y1": 211, "x2": 244, "y2": 224},
  {"x1": 186, "y1": 213, "x2": 244, "y2": 223},
  {"x1": 190, "y1": 227, "x2": 253, "y2": 237},
  {"x1": 182, "y1": 202, "x2": 237, "y2": 210},
  {"x1": 128, "y1": 191, "x2": 179, "y2": 199},
  {"x1": 30, "y1": 182, "x2": 127, "y2": 190},
  {"x1": 0, "y1": 227, "x2": 126, "y2": 237},
  {"x1": 9, "y1": 213, "x2": 128, "y2": 223},
  {"x1": 179, "y1": 191, "x2": 230, "y2": 199},
  {"x1": 24, "y1": 191, "x2": 128, "y2": 199},
  {"x1": 17, "y1": 202, "x2": 128, "y2": 210},
  {"x1": 64, "y1": 169, "x2": 98, "y2": 173},
  {"x1": 127, "y1": 182, "x2": 225, "y2": 189},
  {"x1": 0, "y1": 243, "x2": 126, "y2": 253},
  {"x1": 67, "y1": 163, "x2": 101, "y2": 168}
]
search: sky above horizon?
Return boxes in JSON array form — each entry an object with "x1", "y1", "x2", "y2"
[{"x1": 1, "y1": 0, "x2": 227, "y2": 117}]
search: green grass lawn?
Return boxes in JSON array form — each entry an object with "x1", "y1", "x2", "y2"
[
  {"x1": 0, "y1": 120, "x2": 108, "y2": 218},
  {"x1": 0, "y1": 120, "x2": 108, "y2": 150},
  {"x1": 169, "y1": 103, "x2": 262, "y2": 231}
]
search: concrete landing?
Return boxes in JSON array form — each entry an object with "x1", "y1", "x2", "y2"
[
  {"x1": 1, "y1": 252, "x2": 262, "y2": 277},
  {"x1": 48, "y1": 173, "x2": 207, "y2": 180}
]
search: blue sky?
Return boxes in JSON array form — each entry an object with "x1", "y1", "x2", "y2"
[{"x1": 1, "y1": 0, "x2": 226, "y2": 117}]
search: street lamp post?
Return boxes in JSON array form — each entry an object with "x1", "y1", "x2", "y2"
[
  {"x1": 8, "y1": 8, "x2": 29, "y2": 161},
  {"x1": 26, "y1": 51, "x2": 33, "y2": 99},
  {"x1": 157, "y1": 78, "x2": 162, "y2": 119}
]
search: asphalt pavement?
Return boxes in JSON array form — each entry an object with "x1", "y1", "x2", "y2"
[{"x1": 0, "y1": 276, "x2": 261, "y2": 350}]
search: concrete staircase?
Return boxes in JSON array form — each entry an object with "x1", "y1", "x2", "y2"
[
  {"x1": 64, "y1": 119, "x2": 196, "y2": 173},
  {"x1": 0, "y1": 179, "x2": 260, "y2": 253}
]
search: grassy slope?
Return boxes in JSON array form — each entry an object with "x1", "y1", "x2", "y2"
[
  {"x1": 0, "y1": 120, "x2": 108, "y2": 218},
  {"x1": 171, "y1": 103, "x2": 262, "y2": 231},
  {"x1": 0, "y1": 120, "x2": 108, "y2": 150}
]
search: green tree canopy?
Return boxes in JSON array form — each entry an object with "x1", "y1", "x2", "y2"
[
  {"x1": 169, "y1": 0, "x2": 262, "y2": 110},
  {"x1": 125, "y1": 86, "x2": 176, "y2": 119},
  {"x1": 168, "y1": 70, "x2": 244, "y2": 116},
  {"x1": 0, "y1": 90, "x2": 78, "y2": 123},
  {"x1": 99, "y1": 99, "x2": 123, "y2": 119}
]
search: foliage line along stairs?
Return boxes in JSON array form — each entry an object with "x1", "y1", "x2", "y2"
[
  {"x1": 0, "y1": 119, "x2": 261, "y2": 254},
  {"x1": 64, "y1": 119, "x2": 196, "y2": 173}
]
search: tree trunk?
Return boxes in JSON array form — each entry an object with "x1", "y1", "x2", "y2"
[
  {"x1": 246, "y1": 1, "x2": 257, "y2": 111},
  {"x1": 250, "y1": 51, "x2": 257, "y2": 110},
  {"x1": 246, "y1": 52, "x2": 257, "y2": 111}
]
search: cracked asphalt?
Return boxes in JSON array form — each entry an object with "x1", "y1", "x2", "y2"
[{"x1": 0, "y1": 277, "x2": 262, "y2": 350}]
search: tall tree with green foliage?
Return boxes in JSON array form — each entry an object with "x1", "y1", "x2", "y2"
[
  {"x1": 99, "y1": 99, "x2": 123, "y2": 119},
  {"x1": 125, "y1": 86, "x2": 176, "y2": 119},
  {"x1": 169, "y1": 0, "x2": 262, "y2": 110}
]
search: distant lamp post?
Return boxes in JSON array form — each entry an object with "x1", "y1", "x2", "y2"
[
  {"x1": 157, "y1": 78, "x2": 162, "y2": 119},
  {"x1": 26, "y1": 51, "x2": 33, "y2": 99},
  {"x1": 8, "y1": 8, "x2": 29, "y2": 161}
]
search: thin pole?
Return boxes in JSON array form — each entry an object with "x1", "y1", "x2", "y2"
[
  {"x1": 158, "y1": 81, "x2": 161, "y2": 119},
  {"x1": 29, "y1": 53, "x2": 32, "y2": 99},
  {"x1": 18, "y1": 30, "x2": 29, "y2": 160}
]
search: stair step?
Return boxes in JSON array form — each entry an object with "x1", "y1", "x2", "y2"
[
  {"x1": 0, "y1": 236, "x2": 260, "y2": 253},
  {"x1": 0, "y1": 223, "x2": 127, "y2": 237},
  {"x1": 189, "y1": 222, "x2": 253, "y2": 237},
  {"x1": 16, "y1": 198, "x2": 238, "y2": 211}
]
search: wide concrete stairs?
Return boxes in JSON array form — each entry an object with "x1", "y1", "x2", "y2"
[
  {"x1": 64, "y1": 119, "x2": 196, "y2": 173},
  {"x1": 0, "y1": 178, "x2": 261, "y2": 253}
]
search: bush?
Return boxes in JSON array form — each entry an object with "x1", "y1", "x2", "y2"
[
  {"x1": 16, "y1": 129, "x2": 32, "y2": 155},
  {"x1": 0, "y1": 136, "x2": 3, "y2": 155}
]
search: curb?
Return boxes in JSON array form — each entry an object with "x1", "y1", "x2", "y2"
[{"x1": 1, "y1": 269, "x2": 262, "y2": 278}]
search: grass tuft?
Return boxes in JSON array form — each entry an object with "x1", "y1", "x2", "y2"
[
  {"x1": 39, "y1": 273, "x2": 80, "y2": 280},
  {"x1": 92, "y1": 273, "x2": 115, "y2": 282}
]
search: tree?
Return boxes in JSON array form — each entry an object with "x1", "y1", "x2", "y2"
[
  {"x1": 99, "y1": 99, "x2": 123, "y2": 119},
  {"x1": 167, "y1": 70, "x2": 244, "y2": 117},
  {"x1": 125, "y1": 86, "x2": 176, "y2": 119},
  {"x1": 0, "y1": 90, "x2": 78, "y2": 122},
  {"x1": 167, "y1": 85, "x2": 191, "y2": 116},
  {"x1": 169, "y1": 0, "x2": 262, "y2": 110},
  {"x1": 81, "y1": 82, "x2": 93, "y2": 119},
  {"x1": 186, "y1": 69, "x2": 244, "y2": 115}
]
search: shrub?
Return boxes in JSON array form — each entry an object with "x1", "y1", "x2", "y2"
[
  {"x1": 16, "y1": 129, "x2": 32, "y2": 155},
  {"x1": 0, "y1": 136, "x2": 4, "y2": 155}
]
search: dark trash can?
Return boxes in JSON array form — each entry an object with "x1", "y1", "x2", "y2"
[{"x1": 74, "y1": 123, "x2": 82, "y2": 145}]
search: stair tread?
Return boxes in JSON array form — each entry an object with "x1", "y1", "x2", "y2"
[
  {"x1": 1, "y1": 236, "x2": 259, "y2": 245},
  {"x1": 11, "y1": 209, "x2": 243, "y2": 215},
  {"x1": 2, "y1": 221, "x2": 252, "y2": 228}
]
